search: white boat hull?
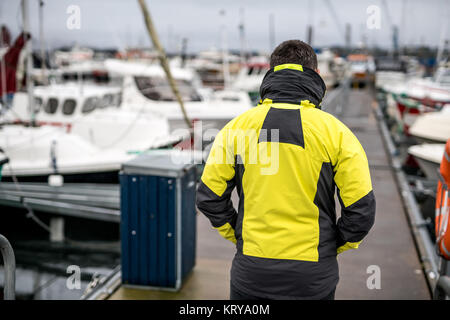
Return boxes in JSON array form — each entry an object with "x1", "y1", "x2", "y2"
[
  {"x1": 408, "y1": 143, "x2": 445, "y2": 180},
  {"x1": 0, "y1": 125, "x2": 134, "y2": 183},
  {"x1": 409, "y1": 107, "x2": 450, "y2": 143}
]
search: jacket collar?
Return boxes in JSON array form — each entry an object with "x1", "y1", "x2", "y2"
[{"x1": 259, "y1": 64, "x2": 326, "y2": 108}]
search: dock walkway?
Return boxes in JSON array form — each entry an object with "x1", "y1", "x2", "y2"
[
  {"x1": 109, "y1": 88, "x2": 430, "y2": 300},
  {"x1": 333, "y1": 89, "x2": 429, "y2": 299}
]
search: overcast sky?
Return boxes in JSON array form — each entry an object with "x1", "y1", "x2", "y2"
[{"x1": 1, "y1": 0, "x2": 449, "y2": 53}]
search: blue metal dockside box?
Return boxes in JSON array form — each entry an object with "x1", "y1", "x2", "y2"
[{"x1": 120, "y1": 151, "x2": 197, "y2": 290}]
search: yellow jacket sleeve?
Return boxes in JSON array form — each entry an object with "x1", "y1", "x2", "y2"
[
  {"x1": 196, "y1": 127, "x2": 237, "y2": 243},
  {"x1": 333, "y1": 121, "x2": 376, "y2": 254}
]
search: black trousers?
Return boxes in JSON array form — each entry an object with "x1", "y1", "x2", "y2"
[{"x1": 230, "y1": 283, "x2": 336, "y2": 300}]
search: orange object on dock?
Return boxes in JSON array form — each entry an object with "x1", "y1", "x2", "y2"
[{"x1": 436, "y1": 139, "x2": 450, "y2": 260}]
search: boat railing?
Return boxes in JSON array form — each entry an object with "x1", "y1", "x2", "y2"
[
  {"x1": 0, "y1": 182, "x2": 120, "y2": 223},
  {"x1": 0, "y1": 234, "x2": 16, "y2": 300}
]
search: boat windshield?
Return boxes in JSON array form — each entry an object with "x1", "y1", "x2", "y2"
[{"x1": 134, "y1": 76, "x2": 202, "y2": 102}]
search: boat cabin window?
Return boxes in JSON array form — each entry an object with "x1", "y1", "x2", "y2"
[
  {"x1": 34, "y1": 97, "x2": 43, "y2": 113},
  {"x1": 62, "y1": 99, "x2": 77, "y2": 115},
  {"x1": 99, "y1": 94, "x2": 115, "y2": 108},
  {"x1": 134, "y1": 76, "x2": 202, "y2": 102},
  {"x1": 113, "y1": 93, "x2": 122, "y2": 107},
  {"x1": 97, "y1": 93, "x2": 121, "y2": 108},
  {"x1": 82, "y1": 97, "x2": 98, "y2": 114},
  {"x1": 44, "y1": 98, "x2": 58, "y2": 114}
]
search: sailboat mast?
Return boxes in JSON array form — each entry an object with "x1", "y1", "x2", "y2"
[
  {"x1": 306, "y1": 0, "x2": 313, "y2": 46},
  {"x1": 400, "y1": 0, "x2": 407, "y2": 56},
  {"x1": 137, "y1": 0, "x2": 192, "y2": 130},
  {"x1": 22, "y1": 0, "x2": 35, "y2": 125},
  {"x1": 220, "y1": 9, "x2": 230, "y2": 89},
  {"x1": 435, "y1": 1, "x2": 449, "y2": 66},
  {"x1": 39, "y1": 0, "x2": 47, "y2": 85},
  {"x1": 239, "y1": 7, "x2": 246, "y2": 64}
]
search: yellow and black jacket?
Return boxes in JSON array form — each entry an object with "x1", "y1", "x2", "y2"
[{"x1": 196, "y1": 64, "x2": 376, "y2": 299}]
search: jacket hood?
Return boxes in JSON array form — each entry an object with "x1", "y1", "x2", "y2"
[{"x1": 259, "y1": 64, "x2": 326, "y2": 107}]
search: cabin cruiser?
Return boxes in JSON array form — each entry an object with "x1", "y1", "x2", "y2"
[
  {"x1": 402, "y1": 66, "x2": 450, "y2": 108},
  {"x1": 0, "y1": 83, "x2": 187, "y2": 183},
  {"x1": 105, "y1": 59, "x2": 252, "y2": 131},
  {"x1": 388, "y1": 64, "x2": 450, "y2": 109},
  {"x1": 381, "y1": 62, "x2": 447, "y2": 135},
  {"x1": 176, "y1": 49, "x2": 241, "y2": 89},
  {"x1": 4, "y1": 84, "x2": 181, "y2": 153},
  {"x1": 52, "y1": 46, "x2": 95, "y2": 67},
  {"x1": 347, "y1": 54, "x2": 376, "y2": 86}
]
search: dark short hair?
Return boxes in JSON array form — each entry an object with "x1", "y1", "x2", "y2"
[{"x1": 270, "y1": 40, "x2": 318, "y2": 70}]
